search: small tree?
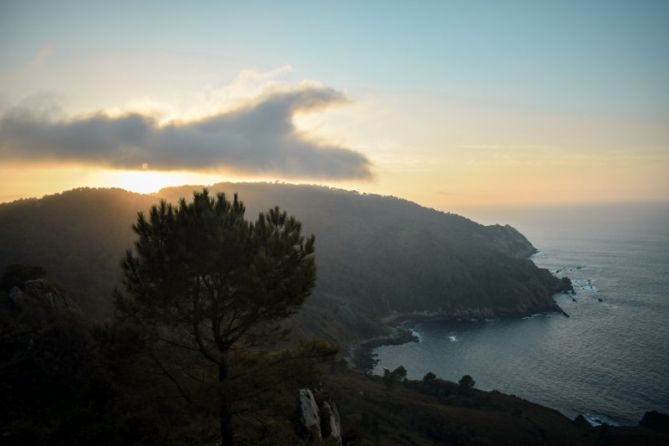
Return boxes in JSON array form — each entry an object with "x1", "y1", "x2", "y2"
[
  {"x1": 116, "y1": 190, "x2": 316, "y2": 445},
  {"x1": 422, "y1": 372, "x2": 437, "y2": 383},
  {"x1": 458, "y1": 374, "x2": 475, "y2": 391},
  {"x1": 382, "y1": 365, "x2": 408, "y2": 390}
]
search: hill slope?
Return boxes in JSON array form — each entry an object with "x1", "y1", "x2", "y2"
[
  {"x1": 327, "y1": 368, "x2": 669, "y2": 446},
  {"x1": 0, "y1": 183, "x2": 570, "y2": 343}
]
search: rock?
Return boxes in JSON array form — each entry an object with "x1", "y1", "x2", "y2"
[
  {"x1": 298, "y1": 389, "x2": 344, "y2": 445},
  {"x1": 7, "y1": 279, "x2": 73, "y2": 312},
  {"x1": 299, "y1": 388, "x2": 322, "y2": 442},
  {"x1": 8, "y1": 286, "x2": 32, "y2": 311},
  {"x1": 640, "y1": 410, "x2": 669, "y2": 433},
  {"x1": 320, "y1": 401, "x2": 343, "y2": 446},
  {"x1": 484, "y1": 224, "x2": 537, "y2": 258},
  {"x1": 573, "y1": 414, "x2": 591, "y2": 429}
]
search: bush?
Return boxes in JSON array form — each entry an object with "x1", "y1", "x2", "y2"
[
  {"x1": 458, "y1": 375, "x2": 475, "y2": 390},
  {"x1": 382, "y1": 366, "x2": 408, "y2": 390},
  {"x1": 0, "y1": 264, "x2": 46, "y2": 291},
  {"x1": 422, "y1": 372, "x2": 437, "y2": 383}
]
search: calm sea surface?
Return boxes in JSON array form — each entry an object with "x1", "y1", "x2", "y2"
[{"x1": 373, "y1": 203, "x2": 669, "y2": 425}]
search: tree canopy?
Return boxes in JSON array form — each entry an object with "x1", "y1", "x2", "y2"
[
  {"x1": 459, "y1": 375, "x2": 475, "y2": 390},
  {"x1": 116, "y1": 189, "x2": 317, "y2": 445}
]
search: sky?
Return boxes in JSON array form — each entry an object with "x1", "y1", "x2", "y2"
[{"x1": 1, "y1": 0, "x2": 668, "y2": 212}]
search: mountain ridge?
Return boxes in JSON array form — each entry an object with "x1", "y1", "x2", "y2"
[{"x1": 0, "y1": 183, "x2": 571, "y2": 344}]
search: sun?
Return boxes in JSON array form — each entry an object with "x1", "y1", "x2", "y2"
[{"x1": 94, "y1": 169, "x2": 225, "y2": 194}]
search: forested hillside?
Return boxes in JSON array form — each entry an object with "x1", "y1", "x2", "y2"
[{"x1": 0, "y1": 183, "x2": 570, "y2": 343}]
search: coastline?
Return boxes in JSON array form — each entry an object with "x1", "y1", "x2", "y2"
[
  {"x1": 350, "y1": 303, "x2": 570, "y2": 372},
  {"x1": 348, "y1": 302, "x2": 669, "y2": 429},
  {"x1": 349, "y1": 325, "x2": 419, "y2": 370}
]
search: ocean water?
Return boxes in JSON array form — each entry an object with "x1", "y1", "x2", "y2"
[{"x1": 373, "y1": 203, "x2": 669, "y2": 425}]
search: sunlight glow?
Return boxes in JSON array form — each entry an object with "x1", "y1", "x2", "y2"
[{"x1": 93, "y1": 170, "x2": 225, "y2": 194}]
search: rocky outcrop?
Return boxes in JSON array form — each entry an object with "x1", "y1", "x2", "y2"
[
  {"x1": 484, "y1": 224, "x2": 538, "y2": 258},
  {"x1": 7, "y1": 279, "x2": 73, "y2": 312},
  {"x1": 573, "y1": 414, "x2": 592, "y2": 429},
  {"x1": 299, "y1": 388, "x2": 322, "y2": 442},
  {"x1": 351, "y1": 327, "x2": 419, "y2": 370},
  {"x1": 298, "y1": 388, "x2": 343, "y2": 445},
  {"x1": 320, "y1": 401, "x2": 342, "y2": 445},
  {"x1": 640, "y1": 411, "x2": 669, "y2": 433}
]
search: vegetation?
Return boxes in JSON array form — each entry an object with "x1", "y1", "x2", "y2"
[
  {"x1": 0, "y1": 188, "x2": 665, "y2": 445},
  {"x1": 423, "y1": 371, "x2": 437, "y2": 383},
  {"x1": 382, "y1": 365, "x2": 408, "y2": 390},
  {"x1": 0, "y1": 183, "x2": 572, "y2": 346},
  {"x1": 0, "y1": 264, "x2": 46, "y2": 291},
  {"x1": 0, "y1": 281, "x2": 336, "y2": 445},
  {"x1": 459, "y1": 374, "x2": 476, "y2": 391},
  {"x1": 0, "y1": 191, "x2": 336, "y2": 445},
  {"x1": 116, "y1": 190, "x2": 317, "y2": 444},
  {"x1": 328, "y1": 369, "x2": 669, "y2": 446}
]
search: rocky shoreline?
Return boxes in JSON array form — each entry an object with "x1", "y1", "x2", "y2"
[
  {"x1": 350, "y1": 304, "x2": 571, "y2": 372},
  {"x1": 350, "y1": 326, "x2": 419, "y2": 370}
]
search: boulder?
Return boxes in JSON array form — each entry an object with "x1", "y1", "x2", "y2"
[
  {"x1": 640, "y1": 410, "x2": 669, "y2": 433},
  {"x1": 7, "y1": 279, "x2": 73, "y2": 312},
  {"x1": 321, "y1": 401, "x2": 343, "y2": 446},
  {"x1": 8, "y1": 286, "x2": 32, "y2": 311},
  {"x1": 573, "y1": 414, "x2": 591, "y2": 429},
  {"x1": 299, "y1": 388, "x2": 322, "y2": 442}
]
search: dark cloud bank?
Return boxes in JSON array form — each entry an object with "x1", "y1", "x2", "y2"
[{"x1": 0, "y1": 86, "x2": 371, "y2": 180}]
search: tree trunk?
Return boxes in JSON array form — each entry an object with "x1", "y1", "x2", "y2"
[{"x1": 219, "y1": 358, "x2": 234, "y2": 446}]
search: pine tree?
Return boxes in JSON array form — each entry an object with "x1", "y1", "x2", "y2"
[
  {"x1": 116, "y1": 189, "x2": 316, "y2": 445},
  {"x1": 459, "y1": 374, "x2": 475, "y2": 391}
]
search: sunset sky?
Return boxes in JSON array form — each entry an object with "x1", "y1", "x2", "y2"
[{"x1": 1, "y1": 0, "x2": 668, "y2": 213}]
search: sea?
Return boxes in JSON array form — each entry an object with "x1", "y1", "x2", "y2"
[{"x1": 372, "y1": 202, "x2": 669, "y2": 426}]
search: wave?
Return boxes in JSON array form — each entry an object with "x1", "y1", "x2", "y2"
[
  {"x1": 411, "y1": 328, "x2": 423, "y2": 342},
  {"x1": 571, "y1": 278, "x2": 597, "y2": 293},
  {"x1": 582, "y1": 412, "x2": 620, "y2": 427}
]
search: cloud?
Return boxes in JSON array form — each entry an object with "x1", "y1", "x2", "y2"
[{"x1": 0, "y1": 86, "x2": 372, "y2": 180}]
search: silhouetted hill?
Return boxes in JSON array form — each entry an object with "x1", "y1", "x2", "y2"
[
  {"x1": 0, "y1": 188, "x2": 155, "y2": 318},
  {"x1": 0, "y1": 183, "x2": 570, "y2": 343},
  {"x1": 326, "y1": 368, "x2": 669, "y2": 446}
]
